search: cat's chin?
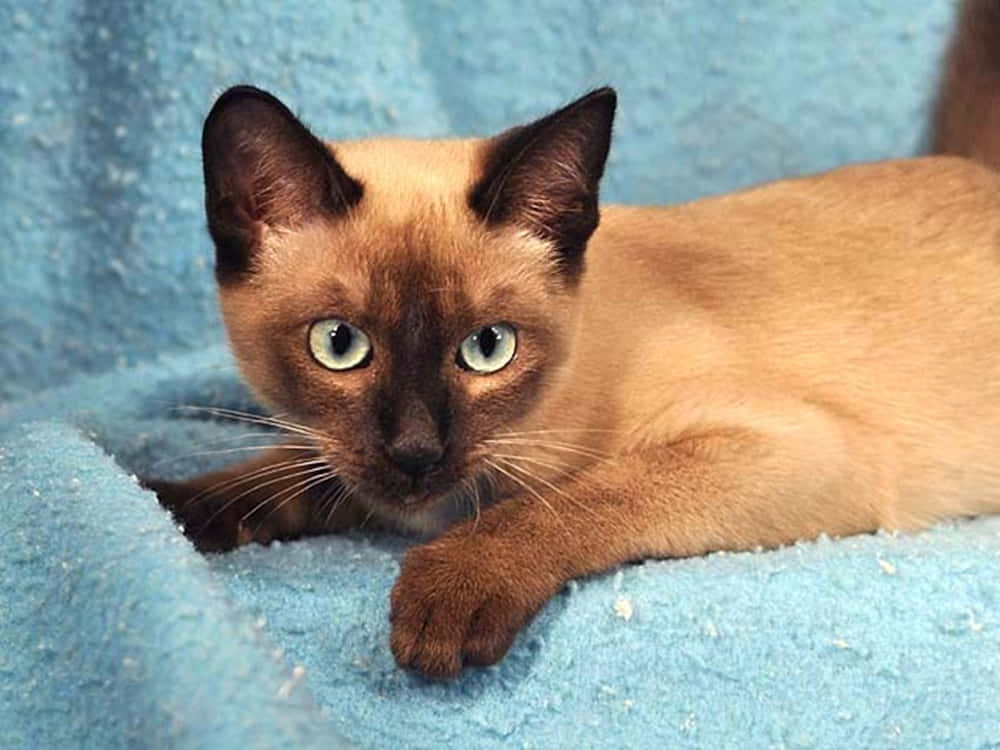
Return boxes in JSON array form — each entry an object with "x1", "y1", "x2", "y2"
[
  {"x1": 385, "y1": 487, "x2": 455, "y2": 517},
  {"x1": 358, "y1": 479, "x2": 488, "y2": 537},
  {"x1": 362, "y1": 495, "x2": 454, "y2": 538}
]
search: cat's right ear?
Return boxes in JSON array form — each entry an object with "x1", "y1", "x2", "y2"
[
  {"x1": 469, "y1": 88, "x2": 616, "y2": 279},
  {"x1": 201, "y1": 86, "x2": 362, "y2": 282}
]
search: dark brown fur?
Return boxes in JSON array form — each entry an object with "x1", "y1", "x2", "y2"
[
  {"x1": 931, "y1": 0, "x2": 1000, "y2": 169},
  {"x1": 469, "y1": 87, "x2": 615, "y2": 277},
  {"x1": 202, "y1": 86, "x2": 363, "y2": 282}
]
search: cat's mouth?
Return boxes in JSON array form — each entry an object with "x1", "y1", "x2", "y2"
[
  {"x1": 358, "y1": 471, "x2": 452, "y2": 512},
  {"x1": 401, "y1": 488, "x2": 433, "y2": 507}
]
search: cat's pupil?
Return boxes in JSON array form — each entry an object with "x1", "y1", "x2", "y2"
[
  {"x1": 330, "y1": 324, "x2": 353, "y2": 356},
  {"x1": 479, "y1": 326, "x2": 498, "y2": 358}
]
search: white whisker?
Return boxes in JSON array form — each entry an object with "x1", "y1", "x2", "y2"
[
  {"x1": 470, "y1": 476, "x2": 483, "y2": 531},
  {"x1": 493, "y1": 428, "x2": 616, "y2": 437},
  {"x1": 322, "y1": 482, "x2": 356, "y2": 528},
  {"x1": 151, "y1": 443, "x2": 318, "y2": 469},
  {"x1": 489, "y1": 451, "x2": 578, "y2": 474},
  {"x1": 484, "y1": 437, "x2": 609, "y2": 461},
  {"x1": 181, "y1": 456, "x2": 329, "y2": 510},
  {"x1": 491, "y1": 454, "x2": 594, "y2": 517},
  {"x1": 195, "y1": 463, "x2": 330, "y2": 534},
  {"x1": 483, "y1": 457, "x2": 565, "y2": 529},
  {"x1": 248, "y1": 471, "x2": 338, "y2": 533},
  {"x1": 237, "y1": 468, "x2": 335, "y2": 526},
  {"x1": 172, "y1": 405, "x2": 326, "y2": 442}
]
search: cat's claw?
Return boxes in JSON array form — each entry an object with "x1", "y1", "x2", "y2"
[{"x1": 389, "y1": 532, "x2": 555, "y2": 679}]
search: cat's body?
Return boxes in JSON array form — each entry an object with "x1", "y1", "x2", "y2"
[{"x1": 151, "y1": 1, "x2": 1000, "y2": 678}]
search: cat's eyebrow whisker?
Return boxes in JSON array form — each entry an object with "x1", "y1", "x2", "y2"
[
  {"x1": 179, "y1": 456, "x2": 330, "y2": 511},
  {"x1": 482, "y1": 458, "x2": 566, "y2": 529},
  {"x1": 151, "y1": 443, "x2": 319, "y2": 469}
]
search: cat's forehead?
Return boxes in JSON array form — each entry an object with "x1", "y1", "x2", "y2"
[
  {"x1": 331, "y1": 137, "x2": 482, "y2": 223},
  {"x1": 254, "y1": 203, "x2": 556, "y2": 329},
  {"x1": 246, "y1": 136, "x2": 561, "y2": 326}
]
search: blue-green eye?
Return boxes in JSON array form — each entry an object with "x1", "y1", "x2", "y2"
[
  {"x1": 457, "y1": 323, "x2": 517, "y2": 374},
  {"x1": 308, "y1": 319, "x2": 372, "y2": 371}
]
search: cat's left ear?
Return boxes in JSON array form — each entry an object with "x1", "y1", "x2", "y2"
[
  {"x1": 201, "y1": 86, "x2": 363, "y2": 282},
  {"x1": 469, "y1": 88, "x2": 616, "y2": 277}
]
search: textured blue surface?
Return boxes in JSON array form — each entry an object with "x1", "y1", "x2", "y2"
[
  {"x1": 4, "y1": 348, "x2": 1000, "y2": 748},
  {"x1": 0, "y1": 0, "x2": 955, "y2": 401},
  {"x1": 6, "y1": 1, "x2": 999, "y2": 748}
]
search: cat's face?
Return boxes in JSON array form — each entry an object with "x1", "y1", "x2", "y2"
[{"x1": 201, "y1": 87, "x2": 615, "y2": 524}]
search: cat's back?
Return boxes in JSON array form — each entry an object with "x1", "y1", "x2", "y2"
[
  {"x1": 583, "y1": 156, "x2": 1000, "y2": 445},
  {"x1": 592, "y1": 156, "x2": 1000, "y2": 305},
  {"x1": 578, "y1": 157, "x2": 1000, "y2": 524},
  {"x1": 588, "y1": 156, "x2": 1000, "y2": 349}
]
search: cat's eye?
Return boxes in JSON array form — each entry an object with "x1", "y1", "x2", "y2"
[
  {"x1": 308, "y1": 319, "x2": 372, "y2": 371},
  {"x1": 457, "y1": 323, "x2": 517, "y2": 374}
]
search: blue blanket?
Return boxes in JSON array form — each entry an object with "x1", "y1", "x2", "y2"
[{"x1": 6, "y1": 1, "x2": 998, "y2": 748}]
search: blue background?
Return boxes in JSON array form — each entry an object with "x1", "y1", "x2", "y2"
[
  {"x1": 0, "y1": 0, "x2": 954, "y2": 403},
  {"x1": 8, "y1": 3, "x2": 1000, "y2": 750}
]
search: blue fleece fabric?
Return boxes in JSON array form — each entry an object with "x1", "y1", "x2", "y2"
[{"x1": 5, "y1": 1, "x2": 998, "y2": 748}]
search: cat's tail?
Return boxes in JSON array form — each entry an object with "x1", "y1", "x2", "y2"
[{"x1": 930, "y1": 0, "x2": 1000, "y2": 170}]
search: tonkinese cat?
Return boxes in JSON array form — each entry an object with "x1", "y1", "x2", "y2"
[{"x1": 150, "y1": 2, "x2": 1000, "y2": 678}]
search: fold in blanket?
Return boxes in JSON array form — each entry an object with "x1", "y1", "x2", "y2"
[{"x1": 3, "y1": 0, "x2": 994, "y2": 746}]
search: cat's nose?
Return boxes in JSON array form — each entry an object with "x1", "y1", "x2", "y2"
[
  {"x1": 385, "y1": 399, "x2": 445, "y2": 476},
  {"x1": 386, "y1": 433, "x2": 444, "y2": 476}
]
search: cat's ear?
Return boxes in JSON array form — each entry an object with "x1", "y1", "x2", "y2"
[
  {"x1": 201, "y1": 86, "x2": 362, "y2": 281},
  {"x1": 469, "y1": 87, "x2": 616, "y2": 276}
]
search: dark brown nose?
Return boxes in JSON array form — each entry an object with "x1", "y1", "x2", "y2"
[{"x1": 385, "y1": 400, "x2": 444, "y2": 476}]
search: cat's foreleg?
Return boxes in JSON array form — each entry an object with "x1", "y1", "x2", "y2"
[
  {"x1": 390, "y1": 427, "x2": 886, "y2": 678},
  {"x1": 144, "y1": 445, "x2": 362, "y2": 552}
]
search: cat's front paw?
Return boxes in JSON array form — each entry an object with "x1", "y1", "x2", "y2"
[{"x1": 389, "y1": 532, "x2": 557, "y2": 679}]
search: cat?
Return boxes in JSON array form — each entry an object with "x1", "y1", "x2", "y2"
[{"x1": 149, "y1": 3, "x2": 1000, "y2": 679}]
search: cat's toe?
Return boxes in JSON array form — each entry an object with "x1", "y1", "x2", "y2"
[{"x1": 389, "y1": 536, "x2": 545, "y2": 678}]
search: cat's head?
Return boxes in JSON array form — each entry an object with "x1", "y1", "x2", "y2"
[{"x1": 201, "y1": 85, "x2": 615, "y2": 525}]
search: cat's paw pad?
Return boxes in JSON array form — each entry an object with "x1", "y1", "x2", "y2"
[{"x1": 389, "y1": 538, "x2": 547, "y2": 678}]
